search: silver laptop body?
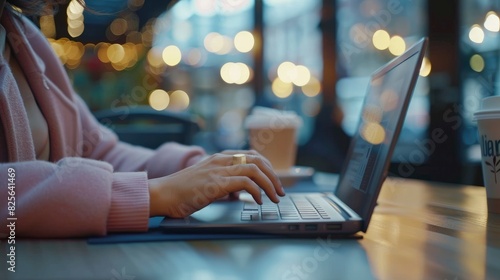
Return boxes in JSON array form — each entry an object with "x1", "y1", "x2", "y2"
[{"x1": 160, "y1": 38, "x2": 428, "y2": 236}]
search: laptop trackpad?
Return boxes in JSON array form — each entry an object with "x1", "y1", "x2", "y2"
[{"x1": 164, "y1": 200, "x2": 244, "y2": 226}]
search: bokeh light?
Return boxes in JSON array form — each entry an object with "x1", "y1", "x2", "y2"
[
  {"x1": 277, "y1": 61, "x2": 297, "y2": 83},
  {"x1": 149, "y1": 89, "x2": 170, "y2": 111},
  {"x1": 169, "y1": 90, "x2": 190, "y2": 111},
  {"x1": 388, "y1": 36, "x2": 406, "y2": 56},
  {"x1": 420, "y1": 57, "x2": 432, "y2": 77},
  {"x1": 234, "y1": 31, "x2": 254, "y2": 53},
  {"x1": 272, "y1": 78, "x2": 293, "y2": 98},
  {"x1": 204, "y1": 32, "x2": 224, "y2": 53},
  {"x1": 361, "y1": 122, "x2": 386, "y2": 145},
  {"x1": 162, "y1": 45, "x2": 182, "y2": 66},
  {"x1": 147, "y1": 48, "x2": 164, "y2": 68},
  {"x1": 372, "y1": 30, "x2": 390, "y2": 50},
  {"x1": 110, "y1": 18, "x2": 128, "y2": 36},
  {"x1": 220, "y1": 62, "x2": 251, "y2": 84},
  {"x1": 107, "y1": 44, "x2": 125, "y2": 64},
  {"x1": 470, "y1": 54, "x2": 485, "y2": 72},
  {"x1": 484, "y1": 11, "x2": 500, "y2": 32},
  {"x1": 293, "y1": 65, "x2": 311, "y2": 87},
  {"x1": 301, "y1": 76, "x2": 321, "y2": 97},
  {"x1": 469, "y1": 24, "x2": 485, "y2": 44}
]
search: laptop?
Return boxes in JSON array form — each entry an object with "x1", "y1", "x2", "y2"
[{"x1": 160, "y1": 37, "x2": 429, "y2": 236}]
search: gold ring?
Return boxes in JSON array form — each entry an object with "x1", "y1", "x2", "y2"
[{"x1": 232, "y1": 153, "x2": 247, "y2": 165}]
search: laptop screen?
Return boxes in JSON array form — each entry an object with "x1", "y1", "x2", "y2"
[{"x1": 334, "y1": 38, "x2": 427, "y2": 231}]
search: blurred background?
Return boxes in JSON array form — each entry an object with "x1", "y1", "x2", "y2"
[{"x1": 30, "y1": 0, "x2": 500, "y2": 185}]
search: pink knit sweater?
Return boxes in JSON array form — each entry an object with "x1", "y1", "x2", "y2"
[{"x1": 0, "y1": 10, "x2": 205, "y2": 238}]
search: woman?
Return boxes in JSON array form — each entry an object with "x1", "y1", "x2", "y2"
[{"x1": 0, "y1": 0, "x2": 284, "y2": 237}]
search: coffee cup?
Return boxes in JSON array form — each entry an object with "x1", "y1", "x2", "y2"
[
  {"x1": 474, "y1": 96, "x2": 500, "y2": 214},
  {"x1": 244, "y1": 107, "x2": 302, "y2": 172}
]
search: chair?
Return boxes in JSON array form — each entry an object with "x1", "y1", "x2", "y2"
[{"x1": 93, "y1": 106, "x2": 200, "y2": 149}]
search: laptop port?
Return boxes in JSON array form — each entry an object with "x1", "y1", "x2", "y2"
[
  {"x1": 288, "y1": 225, "x2": 300, "y2": 231},
  {"x1": 326, "y1": 224, "x2": 342, "y2": 231},
  {"x1": 305, "y1": 224, "x2": 317, "y2": 231}
]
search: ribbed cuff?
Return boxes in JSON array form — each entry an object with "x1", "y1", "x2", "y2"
[{"x1": 107, "y1": 172, "x2": 150, "y2": 233}]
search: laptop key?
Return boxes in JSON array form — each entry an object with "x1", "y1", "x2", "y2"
[
  {"x1": 244, "y1": 202, "x2": 259, "y2": 211},
  {"x1": 241, "y1": 212, "x2": 260, "y2": 221},
  {"x1": 262, "y1": 213, "x2": 279, "y2": 220}
]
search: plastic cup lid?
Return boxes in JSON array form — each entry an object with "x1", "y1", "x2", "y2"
[
  {"x1": 244, "y1": 107, "x2": 302, "y2": 128},
  {"x1": 473, "y1": 96, "x2": 500, "y2": 120}
]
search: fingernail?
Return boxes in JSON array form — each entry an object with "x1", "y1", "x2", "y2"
[{"x1": 279, "y1": 185, "x2": 285, "y2": 196}]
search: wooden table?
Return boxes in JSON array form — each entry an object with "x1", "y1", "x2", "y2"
[{"x1": 2, "y1": 176, "x2": 500, "y2": 280}]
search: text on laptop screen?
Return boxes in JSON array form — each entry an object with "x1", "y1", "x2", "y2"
[{"x1": 335, "y1": 47, "x2": 423, "y2": 226}]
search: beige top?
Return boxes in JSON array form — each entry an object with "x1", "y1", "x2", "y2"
[{"x1": 0, "y1": 23, "x2": 50, "y2": 160}]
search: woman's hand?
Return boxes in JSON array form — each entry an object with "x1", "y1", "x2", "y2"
[{"x1": 148, "y1": 150, "x2": 285, "y2": 218}]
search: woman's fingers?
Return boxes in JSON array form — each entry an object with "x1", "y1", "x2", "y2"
[
  {"x1": 204, "y1": 152, "x2": 284, "y2": 203},
  {"x1": 223, "y1": 176, "x2": 263, "y2": 204},
  {"x1": 245, "y1": 155, "x2": 285, "y2": 197}
]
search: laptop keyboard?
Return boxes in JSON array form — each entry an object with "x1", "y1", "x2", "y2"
[{"x1": 241, "y1": 195, "x2": 335, "y2": 221}]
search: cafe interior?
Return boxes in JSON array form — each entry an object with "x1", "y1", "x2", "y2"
[
  {"x1": 7, "y1": 0, "x2": 500, "y2": 279},
  {"x1": 36, "y1": 0, "x2": 492, "y2": 186}
]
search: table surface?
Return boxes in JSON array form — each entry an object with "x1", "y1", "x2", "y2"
[{"x1": 2, "y1": 175, "x2": 500, "y2": 280}]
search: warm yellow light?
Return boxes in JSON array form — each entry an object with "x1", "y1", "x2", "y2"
[
  {"x1": 49, "y1": 41, "x2": 64, "y2": 58},
  {"x1": 293, "y1": 65, "x2": 311, "y2": 87},
  {"x1": 67, "y1": 17, "x2": 84, "y2": 29},
  {"x1": 221, "y1": 62, "x2": 234, "y2": 84},
  {"x1": 110, "y1": 18, "x2": 128, "y2": 36},
  {"x1": 107, "y1": 44, "x2": 125, "y2": 64},
  {"x1": 67, "y1": 9, "x2": 83, "y2": 20},
  {"x1": 149, "y1": 89, "x2": 170, "y2": 111},
  {"x1": 235, "y1": 63, "x2": 250, "y2": 84},
  {"x1": 388, "y1": 36, "x2": 406, "y2": 56},
  {"x1": 65, "y1": 58, "x2": 81, "y2": 69},
  {"x1": 220, "y1": 62, "x2": 250, "y2": 84},
  {"x1": 147, "y1": 48, "x2": 163, "y2": 68},
  {"x1": 67, "y1": 42, "x2": 84, "y2": 60},
  {"x1": 372, "y1": 30, "x2": 390, "y2": 50},
  {"x1": 162, "y1": 45, "x2": 182, "y2": 66},
  {"x1": 272, "y1": 78, "x2": 293, "y2": 98},
  {"x1": 40, "y1": 15, "x2": 56, "y2": 38},
  {"x1": 470, "y1": 54, "x2": 485, "y2": 72},
  {"x1": 361, "y1": 122, "x2": 386, "y2": 145},
  {"x1": 169, "y1": 90, "x2": 190, "y2": 111},
  {"x1": 142, "y1": 30, "x2": 154, "y2": 47},
  {"x1": 122, "y1": 43, "x2": 138, "y2": 68},
  {"x1": 301, "y1": 76, "x2": 321, "y2": 97},
  {"x1": 204, "y1": 32, "x2": 224, "y2": 53},
  {"x1": 216, "y1": 36, "x2": 233, "y2": 55},
  {"x1": 68, "y1": 24, "x2": 84, "y2": 38},
  {"x1": 420, "y1": 57, "x2": 432, "y2": 77},
  {"x1": 234, "y1": 31, "x2": 254, "y2": 53},
  {"x1": 485, "y1": 11, "x2": 500, "y2": 32},
  {"x1": 97, "y1": 43, "x2": 110, "y2": 63},
  {"x1": 469, "y1": 24, "x2": 485, "y2": 44},
  {"x1": 277, "y1": 61, "x2": 297, "y2": 83},
  {"x1": 68, "y1": 0, "x2": 84, "y2": 15}
]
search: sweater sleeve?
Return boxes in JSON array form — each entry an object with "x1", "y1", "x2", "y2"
[
  {"x1": 75, "y1": 95, "x2": 207, "y2": 178},
  {"x1": 0, "y1": 159, "x2": 149, "y2": 238}
]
